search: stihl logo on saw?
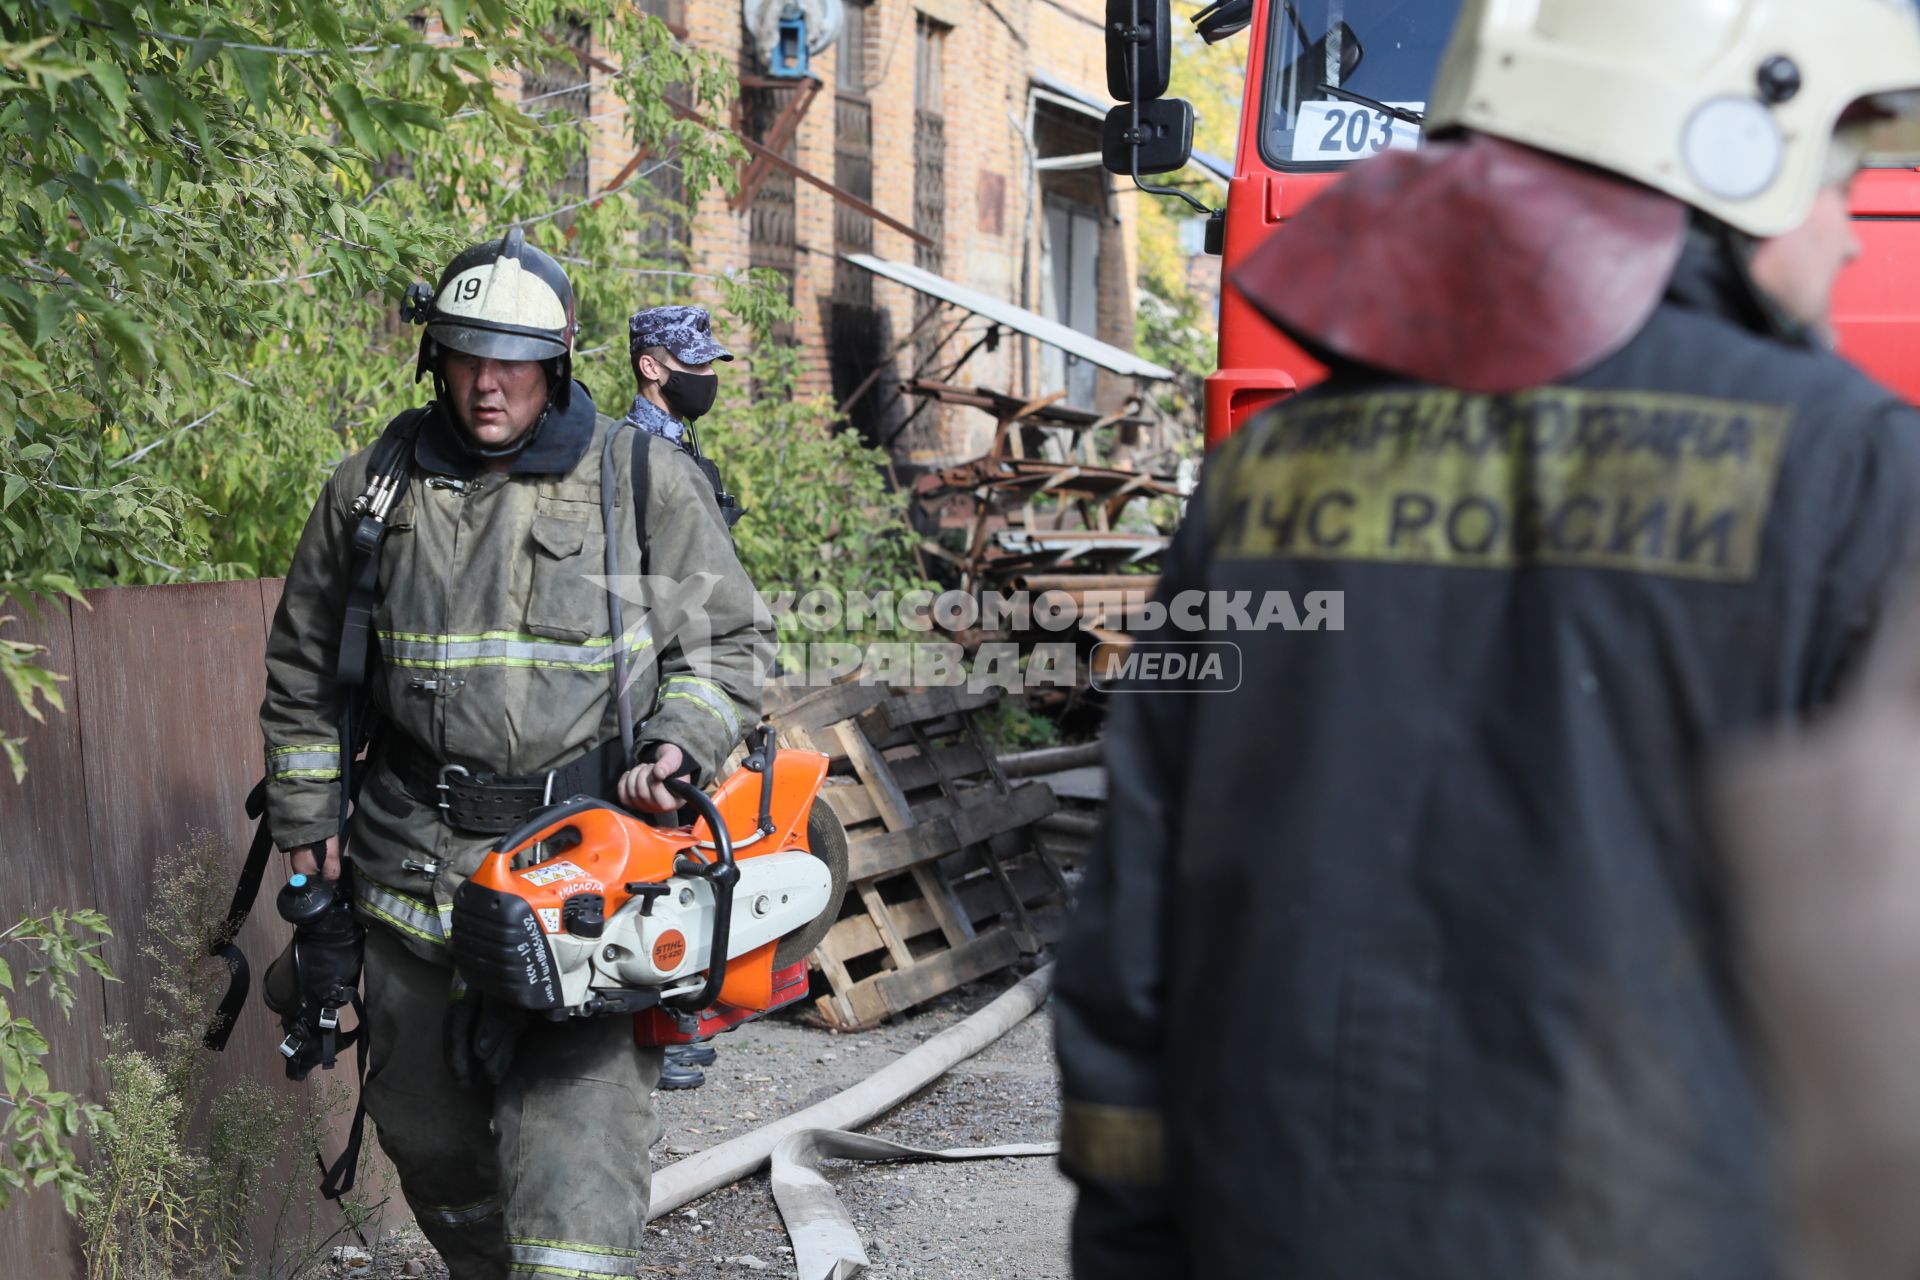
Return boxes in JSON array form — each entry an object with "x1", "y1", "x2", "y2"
[
  {"x1": 448, "y1": 728, "x2": 850, "y2": 1045},
  {"x1": 653, "y1": 931, "x2": 687, "y2": 969}
]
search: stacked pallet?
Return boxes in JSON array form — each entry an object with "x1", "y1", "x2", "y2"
[{"x1": 764, "y1": 680, "x2": 1077, "y2": 1030}]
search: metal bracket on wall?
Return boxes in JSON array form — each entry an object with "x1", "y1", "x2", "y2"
[
  {"x1": 572, "y1": 46, "x2": 933, "y2": 249},
  {"x1": 731, "y1": 75, "x2": 825, "y2": 212}
]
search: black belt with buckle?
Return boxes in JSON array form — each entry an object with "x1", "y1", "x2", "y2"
[{"x1": 386, "y1": 739, "x2": 629, "y2": 835}]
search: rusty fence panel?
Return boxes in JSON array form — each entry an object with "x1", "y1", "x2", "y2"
[{"x1": 0, "y1": 579, "x2": 383, "y2": 1275}]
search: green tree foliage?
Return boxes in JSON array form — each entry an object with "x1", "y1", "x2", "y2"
[
  {"x1": 1136, "y1": 206, "x2": 1215, "y2": 428},
  {"x1": 1172, "y1": 6, "x2": 1246, "y2": 162},
  {"x1": 0, "y1": 0, "x2": 743, "y2": 583},
  {"x1": 0, "y1": 907, "x2": 115, "y2": 1214},
  {"x1": 0, "y1": 0, "x2": 748, "y2": 770},
  {"x1": 1, "y1": 594, "x2": 76, "y2": 782}
]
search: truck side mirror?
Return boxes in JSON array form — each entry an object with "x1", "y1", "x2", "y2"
[
  {"x1": 1106, "y1": 0, "x2": 1171, "y2": 102},
  {"x1": 1328, "y1": 21, "x2": 1364, "y2": 83},
  {"x1": 1102, "y1": 99, "x2": 1194, "y2": 176}
]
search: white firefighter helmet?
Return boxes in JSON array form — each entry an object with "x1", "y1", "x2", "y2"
[
  {"x1": 411, "y1": 226, "x2": 576, "y2": 398},
  {"x1": 1426, "y1": 0, "x2": 1920, "y2": 238}
]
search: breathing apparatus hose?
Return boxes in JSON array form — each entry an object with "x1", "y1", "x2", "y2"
[
  {"x1": 589, "y1": 431, "x2": 744, "y2": 1011},
  {"x1": 602, "y1": 427, "x2": 638, "y2": 756}
]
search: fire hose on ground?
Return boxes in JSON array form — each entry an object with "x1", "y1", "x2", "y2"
[{"x1": 647, "y1": 963, "x2": 1059, "y2": 1279}]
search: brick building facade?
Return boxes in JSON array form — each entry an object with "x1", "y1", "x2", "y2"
[{"x1": 569, "y1": 0, "x2": 1141, "y2": 465}]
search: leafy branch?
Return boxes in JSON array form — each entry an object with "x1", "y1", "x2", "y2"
[{"x1": 0, "y1": 908, "x2": 116, "y2": 1215}]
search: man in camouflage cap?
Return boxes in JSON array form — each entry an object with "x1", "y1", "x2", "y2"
[
  {"x1": 623, "y1": 304, "x2": 744, "y2": 540},
  {"x1": 625, "y1": 304, "x2": 737, "y2": 1093},
  {"x1": 625, "y1": 304, "x2": 732, "y2": 445}
]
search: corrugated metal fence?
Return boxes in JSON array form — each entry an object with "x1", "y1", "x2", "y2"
[{"x1": 0, "y1": 580, "x2": 379, "y2": 1274}]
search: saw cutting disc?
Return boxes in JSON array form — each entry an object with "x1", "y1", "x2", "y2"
[{"x1": 775, "y1": 800, "x2": 850, "y2": 970}]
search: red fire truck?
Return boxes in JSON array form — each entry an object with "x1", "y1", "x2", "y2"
[{"x1": 1105, "y1": 0, "x2": 1920, "y2": 448}]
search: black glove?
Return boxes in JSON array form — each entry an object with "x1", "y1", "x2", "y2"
[{"x1": 444, "y1": 975, "x2": 527, "y2": 1087}]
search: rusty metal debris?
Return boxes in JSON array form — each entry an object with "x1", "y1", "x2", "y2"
[{"x1": 908, "y1": 380, "x2": 1184, "y2": 673}]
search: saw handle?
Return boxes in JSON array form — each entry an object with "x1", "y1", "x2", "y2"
[
  {"x1": 663, "y1": 777, "x2": 737, "y2": 1013},
  {"x1": 488, "y1": 794, "x2": 607, "y2": 861},
  {"x1": 744, "y1": 723, "x2": 778, "y2": 837}
]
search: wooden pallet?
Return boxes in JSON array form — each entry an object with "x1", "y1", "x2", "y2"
[{"x1": 763, "y1": 680, "x2": 1072, "y2": 1030}]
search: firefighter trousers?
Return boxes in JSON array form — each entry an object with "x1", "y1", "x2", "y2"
[{"x1": 362, "y1": 924, "x2": 665, "y2": 1280}]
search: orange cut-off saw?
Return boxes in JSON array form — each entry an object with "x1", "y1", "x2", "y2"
[{"x1": 449, "y1": 727, "x2": 848, "y2": 1040}]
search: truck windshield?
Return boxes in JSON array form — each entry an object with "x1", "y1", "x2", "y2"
[{"x1": 1260, "y1": 0, "x2": 1462, "y2": 170}]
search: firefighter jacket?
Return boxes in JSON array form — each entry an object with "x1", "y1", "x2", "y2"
[
  {"x1": 260, "y1": 386, "x2": 773, "y2": 959},
  {"x1": 1055, "y1": 232, "x2": 1920, "y2": 1278}
]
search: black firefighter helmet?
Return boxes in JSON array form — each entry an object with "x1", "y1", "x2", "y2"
[{"x1": 405, "y1": 227, "x2": 578, "y2": 439}]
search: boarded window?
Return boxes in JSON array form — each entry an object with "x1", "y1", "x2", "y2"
[
  {"x1": 625, "y1": 3, "x2": 687, "y2": 263},
  {"x1": 1041, "y1": 195, "x2": 1101, "y2": 410},
  {"x1": 742, "y1": 81, "x2": 799, "y2": 346},
  {"x1": 833, "y1": 0, "x2": 875, "y2": 310},
  {"x1": 633, "y1": 142, "x2": 689, "y2": 266},
  {"x1": 912, "y1": 17, "x2": 949, "y2": 364},
  {"x1": 831, "y1": 0, "x2": 890, "y2": 444},
  {"x1": 523, "y1": 17, "x2": 593, "y2": 221},
  {"x1": 832, "y1": 100, "x2": 875, "y2": 304},
  {"x1": 634, "y1": 0, "x2": 687, "y2": 33},
  {"x1": 837, "y1": 0, "x2": 868, "y2": 92},
  {"x1": 914, "y1": 14, "x2": 945, "y2": 114},
  {"x1": 1034, "y1": 97, "x2": 1111, "y2": 410}
]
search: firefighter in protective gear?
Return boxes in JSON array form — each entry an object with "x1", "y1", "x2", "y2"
[
  {"x1": 261, "y1": 228, "x2": 774, "y2": 1279},
  {"x1": 1056, "y1": 2, "x2": 1920, "y2": 1277}
]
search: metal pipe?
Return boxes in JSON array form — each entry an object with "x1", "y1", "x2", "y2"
[
  {"x1": 1033, "y1": 151, "x2": 1106, "y2": 171},
  {"x1": 1011, "y1": 573, "x2": 1160, "y2": 593},
  {"x1": 996, "y1": 741, "x2": 1104, "y2": 777},
  {"x1": 1037, "y1": 811, "x2": 1100, "y2": 838}
]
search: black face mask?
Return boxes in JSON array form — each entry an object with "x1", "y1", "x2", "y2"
[{"x1": 661, "y1": 369, "x2": 719, "y2": 422}]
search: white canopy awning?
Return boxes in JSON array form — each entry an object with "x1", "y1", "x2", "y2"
[{"x1": 842, "y1": 252, "x2": 1175, "y2": 382}]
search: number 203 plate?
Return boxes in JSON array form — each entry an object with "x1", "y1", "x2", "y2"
[{"x1": 1289, "y1": 100, "x2": 1425, "y2": 163}]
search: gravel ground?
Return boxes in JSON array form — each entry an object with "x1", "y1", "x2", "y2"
[{"x1": 345, "y1": 967, "x2": 1069, "y2": 1280}]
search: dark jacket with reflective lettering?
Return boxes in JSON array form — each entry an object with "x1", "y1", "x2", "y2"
[{"x1": 1055, "y1": 234, "x2": 1920, "y2": 1278}]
